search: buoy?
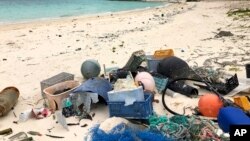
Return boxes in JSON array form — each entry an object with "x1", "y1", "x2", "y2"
[
  {"x1": 81, "y1": 59, "x2": 101, "y2": 79},
  {"x1": 135, "y1": 72, "x2": 154, "y2": 82},
  {"x1": 157, "y1": 56, "x2": 189, "y2": 79},
  {"x1": 135, "y1": 72, "x2": 155, "y2": 91},
  {"x1": 198, "y1": 94, "x2": 223, "y2": 117}
]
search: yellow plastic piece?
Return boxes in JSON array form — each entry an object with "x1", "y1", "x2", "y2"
[
  {"x1": 234, "y1": 96, "x2": 250, "y2": 111},
  {"x1": 153, "y1": 49, "x2": 174, "y2": 59}
]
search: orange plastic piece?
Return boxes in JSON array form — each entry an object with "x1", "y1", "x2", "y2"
[
  {"x1": 234, "y1": 96, "x2": 250, "y2": 111},
  {"x1": 198, "y1": 94, "x2": 223, "y2": 117},
  {"x1": 153, "y1": 49, "x2": 174, "y2": 59}
]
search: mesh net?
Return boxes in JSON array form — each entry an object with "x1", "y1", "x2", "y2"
[{"x1": 88, "y1": 123, "x2": 170, "y2": 141}]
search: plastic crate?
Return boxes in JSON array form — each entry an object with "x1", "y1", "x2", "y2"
[
  {"x1": 153, "y1": 76, "x2": 168, "y2": 94},
  {"x1": 108, "y1": 86, "x2": 144, "y2": 103},
  {"x1": 108, "y1": 93, "x2": 153, "y2": 119},
  {"x1": 123, "y1": 50, "x2": 146, "y2": 72},
  {"x1": 146, "y1": 55, "x2": 163, "y2": 72},
  {"x1": 40, "y1": 72, "x2": 74, "y2": 98}
]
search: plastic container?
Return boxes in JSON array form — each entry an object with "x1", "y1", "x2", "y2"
[
  {"x1": 40, "y1": 72, "x2": 74, "y2": 98},
  {"x1": 146, "y1": 55, "x2": 162, "y2": 72},
  {"x1": 108, "y1": 93, "x2": 153, "y2": 119},
  {"x1": 153, "y1": 49, "x2": 174, "y2": 59},
  {"x1": 218, "y1": 106, "x2": 250, "y2": 133},
  {"x1": 43, "y1": 80, "x2": 80, "y2": 111},
  {"x1": 108, "y1": 86, "x2": 144, "y2": 102}
]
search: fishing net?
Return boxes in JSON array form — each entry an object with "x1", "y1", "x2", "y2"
[
  {"x1": 148, "y1": 114, "x2": 228, "y2": 141},
  {"x1": 87, "y1": 123, "x2": 170, "y2": 141}
]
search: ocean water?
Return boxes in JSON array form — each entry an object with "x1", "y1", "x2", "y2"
[{"x1": 0, "y1": 0, "x2": 163, "y2": 23}]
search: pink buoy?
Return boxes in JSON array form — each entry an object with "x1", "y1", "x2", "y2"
[
  {"x1": 135, "y1": 72, "x2": 155, "y2": 91},
  {"x1": 135, "y1": 72, "x2": 154, "y2": 82}
]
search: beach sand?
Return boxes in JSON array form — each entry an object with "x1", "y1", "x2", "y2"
[{"x1": 0, "y1": 1, "x2": 250, "y2": 140}]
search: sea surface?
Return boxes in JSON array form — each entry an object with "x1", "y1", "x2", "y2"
[{"x1": 0, "y1": 0, "x2": 163, "y2": 24}]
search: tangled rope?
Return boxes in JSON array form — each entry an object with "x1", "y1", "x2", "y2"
[{"x1": 149, "y1": 115, "x2": 228, "y2": 141}]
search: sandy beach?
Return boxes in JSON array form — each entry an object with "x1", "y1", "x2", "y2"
[{"x1": 1, "y1": 1, "x2": 250, "y2": 140}]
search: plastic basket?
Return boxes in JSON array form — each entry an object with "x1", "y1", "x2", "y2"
[
  {"x1": 40, "y1": 72, "x2": 74, "y2": 98},
  {"x1": 108, "y1": 93, "x2": 153, "y2": 119},
  {"x1": 123, "y1": 50, "x2": 146, "y2": 72},
  {"x1": 153, "y1": 76, "x2": 168, "y2": 94}
]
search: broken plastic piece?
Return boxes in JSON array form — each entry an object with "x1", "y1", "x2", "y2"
[
  {"x1": 168, "y1": 80, "x2": 198, "y2": 96},
  {"x1": 45, "y1": 134, "x2": 64, "y2": 138},
  {"x1": 234, "y1": 96, "x2": 250, "y2": 111},
  {"x1": 73, "y1": 78, "x2": 112, "y2": 103},
  {"x1": 8, "y1": 132, "x2": 28, "y2": 140},
  {"x1": 0, "y1": 128, "x2": 12, "y2": 135},
  {"x1": 195, "y1": 74, "x2": 239, "y2": 95},
  {"x1": 19, "y1": 108, "x2": 52, "y2": 122},
  {"x1": 123, "y1": 50, "x2": 146, "y2": 72},
  {"x1": 19, "y1": 137, "x2": 33, "y2": 141},
  {"x1": 153, "y1": 49, "x2": 174, "y2": 59},
  {"x1": 27, "y1": 131, "x2": 42, "y2": 136},
  {"x1": 19, "y1": 109, "x2": 33, "y2": 122},
  {"x1": 55, "y1": 110, "x2": 69, "y2": 131}
]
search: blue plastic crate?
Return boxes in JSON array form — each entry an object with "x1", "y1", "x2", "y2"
[{"x1": 108, "y1": 93, "x2": 153, "y2": 119}]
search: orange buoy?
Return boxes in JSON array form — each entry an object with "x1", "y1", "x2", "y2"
[{"x1": 198, "y1": 94, "x2": 223, "y2": 117}]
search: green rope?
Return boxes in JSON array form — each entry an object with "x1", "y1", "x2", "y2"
[{"x1": 148, "y1": 114, "x2": 228, "y2": 141}]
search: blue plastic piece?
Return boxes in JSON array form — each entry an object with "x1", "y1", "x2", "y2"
[
  {"x1": 72, "y1": 77, "x2": 112, "y2": 102},
  {"x1": 218, "y1": 106, "x2": 250, "y2": 133},
  {"x1": 108, "y1": 93, "x2": 153, "y2": 119}
]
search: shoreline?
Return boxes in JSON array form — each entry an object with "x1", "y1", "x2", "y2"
[{"x1": 0, "y1": 2, "x2": 169, "y2": 30}]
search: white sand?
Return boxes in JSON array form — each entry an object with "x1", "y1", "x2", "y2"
[{"x1": 0, "y1": 1, "x2": 250, "y2": 140}]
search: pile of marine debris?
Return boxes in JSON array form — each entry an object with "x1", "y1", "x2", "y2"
[{"x1": 1, "y1": 49, "x2": 250, "y2": 141}]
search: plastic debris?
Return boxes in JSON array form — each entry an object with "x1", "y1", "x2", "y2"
[
  {"x1": 0, "y1": 87, "x2": 19, "y2": 117},
  {"x1": 86, "y1": 123, "x2": 169, "y2": 141},
  {"x1": 45, "y1": 134, "x2": 64, "y2": 138},
  {"x1": 148, "y1": 114, "x2": 226, "y2": 140},
  {"x1": 73, "y1": 77, "x2": 112, "y2": 103},
  {"x1": 0, "y1": 128, "x2": 13, "y2": 135},
  {"x1": 27, "y1": 131, "x2": 42, "y2": 136},
  {"x1": 108, "y1": 86, "x2": 144, "y2": 106},
  {"x1": 19, "y1": 108, "x2": 52, "y2": 122},
  {"x1": 123, "y1": 50, "x2": 146, "y2": 72},
  {"x1": 55, "y1": 110, "x2": 69, "y2": 131},
  {"x1": 8, "y1": 132, "x2": 28, "y2": 140}
]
